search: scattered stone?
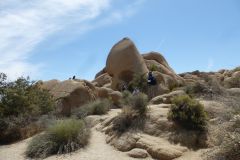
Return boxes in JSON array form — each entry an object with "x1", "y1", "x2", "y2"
[
  {"x1": 150, "y1": 90, "x2": 186, "y2": 104},
  {"x1": 127, "y1": 148, "x2": 149, "y2": 158}
]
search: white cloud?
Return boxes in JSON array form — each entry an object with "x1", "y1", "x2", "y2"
[
  {"x1": 0, "y1": 0, "x2": 110, "y2": 80},
  {"x1": 0, "y1": 0, "x2": 145, "y2": 80}
]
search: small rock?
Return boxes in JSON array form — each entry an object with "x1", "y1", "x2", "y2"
[
  {"x1": 110, "y1": 132, "x2": 140, "y2": 152},
  {"x1": 150, "y1": 90, "x2": 186, "y2": 104},
  {"x1": 127, "y1": 148, "x2": 148, "y2": 158}
]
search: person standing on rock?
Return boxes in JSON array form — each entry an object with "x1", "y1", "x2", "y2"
[
  {"x1": 147, "y1": 71, "x2": 157, "y2": 99},
  {"x1": 147, "y1": 71, "x2": 157, "y2": 85}
]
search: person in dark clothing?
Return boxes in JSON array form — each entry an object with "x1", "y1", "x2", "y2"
[
  {"x1": 147, "y1": 71, "x2": 157, "y2": 85},
  {"x1": 72, "y1": 75, "x2": 76, "y2": 80}
]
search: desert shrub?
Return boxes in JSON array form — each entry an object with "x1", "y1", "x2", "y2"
[
  {"x1": 128, "y1": 73, "x2": 148, "y2": 92},
  {"x1": 168, "y1": 95, "x2": 207, "y2": 130},
  {"x1": 0, "y1": 115, "x2": 56, "y2": 144},
  {"x1": 149, "y1": 64, "x2": 158, "y2": 71},
  {"x1": 130, "y1": 93, "x2": 148, "y2": 115},
  {"x1": 120, "y1": 91, "x2": 132, "y2": 105},
  {"x1": 185, "y1": 82, "x2": 207, "y2": 96},
  {"x1": 112, "y1": 107, "x2": 136, "y2": 133},
  {"x1": 72, "y1": 99, "x2": 111, "y2": 119},
  {"x1": 185, "y1": 78, "x2": 224, "y2": 98},
  {"x1": 169, "y1": 82, "x2": 180, "y2": 91},
  {"x1": 0, "y1": 75, "x2": 55, "y2": 117},
  {"x1": 90, "y1": 99, "x2": 111, "y2": 115},
  {"x1": 26, "y1": 119, "x2": 90, "y2": 158},
  {"x1": 112, "y1": 107, "x2": 146, "y2": 133},
  {"x1": 216, "y1": 132, "x2": 240, "y2": 160},
  {"x1": 113, "y1": 92, "x2": 148, "y2": 133},
  {"x1": 0, "y1": 73, "x2": 55, "y2": 144},
  {"x1": 121, "y1": 91, "x2": 148, "y2": 115}
]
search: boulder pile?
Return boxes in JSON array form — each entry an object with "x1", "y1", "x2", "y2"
[{"x1": 42, "y1": 37, "x2": 185, "y2": 114}]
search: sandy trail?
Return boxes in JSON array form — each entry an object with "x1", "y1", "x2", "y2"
[
  {"x1": 0, "y1": 107, "x2": 205, "y2": 160},
  {"x1": 0, "y1": 128, "x2": 153, "y2": 160}
]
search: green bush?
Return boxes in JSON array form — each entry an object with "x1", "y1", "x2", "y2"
[
  {"x1": 120, "y1": 91, "x2": 132, "y2": 106},
  {"x1": 185, "y1": 79, "x2": 224, "y2": 97},
  {"x1": 149, "y1": 64, "x2": 158, "y2": 71},
  {"x1": 0, "y1": 116, "x2": 36, "y2": 144},
  {"x1": 128, "y1": 73, "x2": 148, "y2": 92},
  {"x1": 112, "y1": 107, "x2": 145, "y2": 133},
  {"x1": 168, "y1": 95, "x2": 207, "y2": 130},
  {"x1": 72, "y1": 99, "x2": 111, "y2": 119},
  {"x1": 130, "y1": 93, "x2": 148, "y2": 115},
  {"x1": 90, "y1": 99, "x2": 111, "y2": 115},
  {"x1": 0, "y1": 73, "x2": 55, "y2": 144},
  {"x1": 113, "y1": 92, "x2": 148, "y2": 133},
  {"x1": 185, "y1": 82, "x2": 208, "y2": 96},
  {"x1": 0, "y1": 75, "x2": 55, "y2": 117},
  {"x1": 121, "y1": 91, "x2": 148, "y2": 115},
  {"x1": 26, "y1": 119, "x2": 90, "y2": 158}
]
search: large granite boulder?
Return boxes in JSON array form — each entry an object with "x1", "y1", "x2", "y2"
[
  {"x1": 42, "y1": 80, "x2": 97, "y2": 115},
  {"x1": 106, "y1": 38, "x2": 149, "y2": 90},
  {"x1": 143, "y1": 52, "x2": 184, "y2": 87},
  {"x1": 92, "y1": 73, "x2": 112, "y2": 87}
]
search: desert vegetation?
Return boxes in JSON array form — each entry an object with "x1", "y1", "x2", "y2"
[
  {"x1": 72, "y1": 99, "x2": 111, "y2": 119},
  {"x1": 113, "y1": 91, "x2": 148, "y2": 133},
  {"x1": 185, "y1": 77, "x2": 225, "y2": 98},
  {"x1": 0, "y1": 73, "x2": 55, "y2": 144},
  {"x1": 128, "y1": 73, "x2": 148, "y2": 92},
  {"x1": 168, "y1": 95, "x2": 208, "y2": 131},
  {"x1": 26, "y1": 119, "x2": 90, "y2": 159}
]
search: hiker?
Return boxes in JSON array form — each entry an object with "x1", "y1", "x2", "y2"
[
  {"x1": 72, "y1": 75, "x2": 76, "y2": 80},
  {"x1": 147, "y1": 71, "x2": 157, "y2": 99},
  {"x1": 147, "y1": 71, "x2": 157, "y2": 85}
]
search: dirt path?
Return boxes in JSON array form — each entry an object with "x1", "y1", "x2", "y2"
[
  {"x1": 0, "y1": 128, "x2": 153, "y2": 160},
  {"x1": 0, "y1": 137, "x2": 30, "y2": 160},
  {"x1": 0, "y1": 107, "x2": 205, "y2": 160},
  {"x1": 46, "y1": 128, "x2": 153, "y2": 160}
]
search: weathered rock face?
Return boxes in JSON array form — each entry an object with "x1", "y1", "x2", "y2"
[
  {"x1": 92, "y1": 73, "x2": 112, "y2": 87},
  {"x1": 93, "y1": 38, "x2": 185, "y2": 95},
  {"x1": 42, "y1": 80, "x2": 97, "y2": 115},
  {"x1": 224, "y1": 71, "x2": 240, "y2": 88},
  {"x1": 127, "y1": 148, "x2": 149, "y2": 158},
  {"x1": 95, "y1": 67, "x2": 107, "y2": 79},
  {"x1": 150, "y1": 90, "x2": 187, "y2": 104},
  {"x1": 106, "y1": 38, "x2": 149, "y2": 90},
  {"x1": 143, "y1": 52, "x2": 184, "y2": 88},
  {"x1": 143, "y1": 52, "x2": 175, "y2": 73}
]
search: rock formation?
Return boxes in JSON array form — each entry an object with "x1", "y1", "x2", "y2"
[
  {"x1": 42, "y1": 79, "x2": 97, "y2": 115},
  {"x1": 95, "y1": 38, "x2": 184, "y2": 93},
  {"x1": 106, "y1": 38, "x2": 149, "y2": 90}
]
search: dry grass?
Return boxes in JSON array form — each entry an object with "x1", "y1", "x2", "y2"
[
  {"x1": 168, "y1": 95, "x2": 208, "y2": 131},
  {"x1": 26, "y1": 119, "x2": 90, "y2": 159},
  {"x1": 72, "y1": 99, "x2": 111, "y2": 119},
  {"x1": 112, "y1": 92, "x2": 148, "y2": 133}
]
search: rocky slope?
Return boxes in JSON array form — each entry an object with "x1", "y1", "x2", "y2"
[
  {"x1": 1, "y1": 38, "x2": 239, "y2": 160},
  {"x1": 42, "y1": 37, "x2": 185, "y2": 115}
]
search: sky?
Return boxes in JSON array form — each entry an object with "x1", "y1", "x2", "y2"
[{"x1": 0, "y1": 0, "x2": 240, "y2": 81}]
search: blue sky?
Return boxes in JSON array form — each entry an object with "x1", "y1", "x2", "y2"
[{"x1": 0, "y1": 0, "x2": 240, "y2": 80}]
